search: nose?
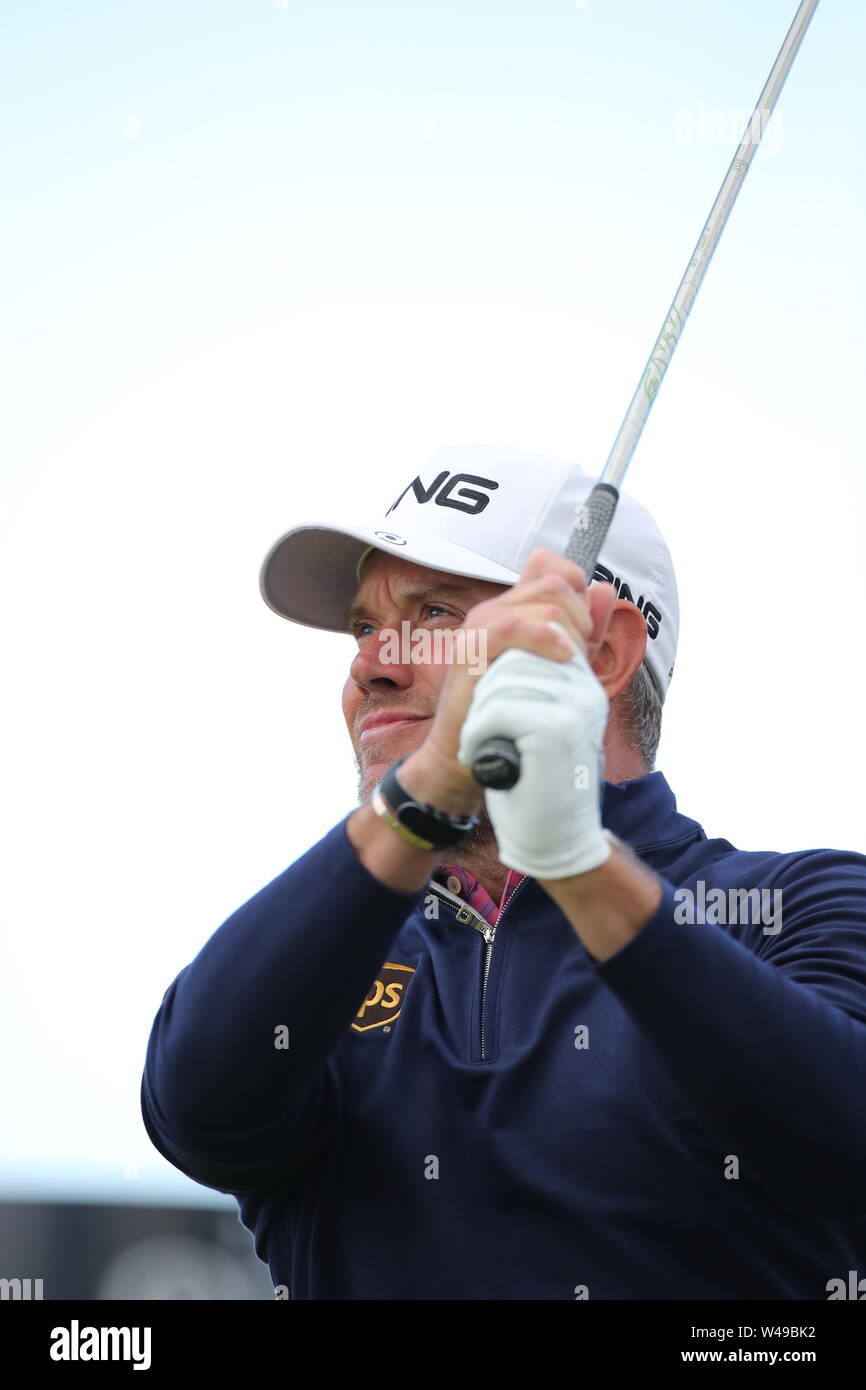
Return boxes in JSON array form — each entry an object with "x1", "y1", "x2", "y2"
[{"x1": 348, "y1": 627, "x2": 416, "y2": 693}]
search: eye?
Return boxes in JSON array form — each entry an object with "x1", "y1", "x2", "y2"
[{"x1": 350, "y1": 603, "x2": 456, "y2": 640}]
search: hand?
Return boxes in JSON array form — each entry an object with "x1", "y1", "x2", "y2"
[
  {"x1": 457, "y1": 634, "x2": 613, "y2": 878},
  {"x1": 400, "y1": 548, "x2": 616, "y2": 816}
]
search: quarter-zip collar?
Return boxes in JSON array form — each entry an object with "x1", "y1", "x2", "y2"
[{"x1": 600, "y1": 770, "x2": 705, "y2": 854}]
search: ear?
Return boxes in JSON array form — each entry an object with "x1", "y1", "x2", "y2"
[
  {"x1": 585, "y1": 581, "x2": 617, "y2": 657},
  {"x1": 589, "y1": 600, "x2": 648, "y2": 701}
]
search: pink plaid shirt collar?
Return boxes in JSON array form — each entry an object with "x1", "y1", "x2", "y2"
[{"x1": 430, "y1": 861, "x2": 524, "y2": 926}]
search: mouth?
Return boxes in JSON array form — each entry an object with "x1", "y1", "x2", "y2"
[{"x1": 359, "y1": 716, "x2": 429, "y2": 744}]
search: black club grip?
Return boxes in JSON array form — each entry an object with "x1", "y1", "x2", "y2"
[
  {"x1": 471, "y1": 737, "x2": 522, "y2": 790},
  {"x1": 471, "y1": 483, "x2": 619, "y2": 790}
]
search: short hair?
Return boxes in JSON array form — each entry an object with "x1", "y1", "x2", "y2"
[{"x1": 620, "y1": 659, "x2": 663, "y2": 772}]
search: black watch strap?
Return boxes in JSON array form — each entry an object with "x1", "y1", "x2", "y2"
[{"x1": 374, "y1": 756, "x2": 479, "y2": 851}]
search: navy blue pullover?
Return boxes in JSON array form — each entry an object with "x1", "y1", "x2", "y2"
[{"x1": 141, "y1": 773, "x2": 866, "y2": 1299}]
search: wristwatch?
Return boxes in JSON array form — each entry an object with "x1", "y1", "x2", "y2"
[{"x1": 371, "y1": 755, "x2": 480, "y2": 852}]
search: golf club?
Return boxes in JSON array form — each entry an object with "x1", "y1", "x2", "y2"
[{"x1": 471, "y1": 0, "x2": 821, "y2": 791}]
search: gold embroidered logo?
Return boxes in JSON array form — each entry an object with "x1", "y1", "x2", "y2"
[{"x1": 351, "y1": 962, "x2": 415, "y2": 1032}]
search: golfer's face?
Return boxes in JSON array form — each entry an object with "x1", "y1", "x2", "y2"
[{"x1": 341, "y1": 552, "x2": 502, "y2": 801}]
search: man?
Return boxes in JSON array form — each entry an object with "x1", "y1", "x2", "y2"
[{"x1": 142, "y1": 443, "x2": 866, "y2": 1300}]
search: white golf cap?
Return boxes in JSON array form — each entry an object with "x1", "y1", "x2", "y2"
[{"x1": 259, "y1": 443, "x2": 679, "y2": 701}]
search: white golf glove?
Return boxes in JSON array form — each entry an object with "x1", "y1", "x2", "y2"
[{"x1": 457, "y1": 625, "x2": 613, "y2": 879}]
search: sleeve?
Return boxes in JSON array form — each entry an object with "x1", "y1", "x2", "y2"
[
  {"x1": 140, "y1": 810, "x2": 426, "y2": 1197},
  {"x1": 592, "y1": 849, "x2": 866, "y2": 1220}
]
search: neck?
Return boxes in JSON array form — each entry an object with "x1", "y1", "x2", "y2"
[{"x1": 442, "y1": 809, "x2": 511, "y2": 907}]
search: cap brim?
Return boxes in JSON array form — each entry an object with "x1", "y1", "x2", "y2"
[{"x1": 259, "y1": 521, "x2": 523, "y2": 633}]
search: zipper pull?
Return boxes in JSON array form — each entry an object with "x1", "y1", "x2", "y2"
[
  {"x1": 444, "y1": 894, "x2": 494, "y2": 940},
  {"x1": 457, "y1": 902, "x2": 494, "y2": 942}
]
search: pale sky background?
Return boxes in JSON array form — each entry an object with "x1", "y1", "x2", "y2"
[{"x1": 2, "y1": 0, "x2": 864, "y2": 1209}]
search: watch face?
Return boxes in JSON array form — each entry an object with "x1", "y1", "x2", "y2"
[
  {"x1": 383, "y1": 761, "x2": 477, "y2": 848},
  {"x1": 399, "y1": 802, "x2": 429, "y2": 832}
]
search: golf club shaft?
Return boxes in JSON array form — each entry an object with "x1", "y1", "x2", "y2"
[{"x1": 471, "y1": 0, "x2": 820, "y2": 792}]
